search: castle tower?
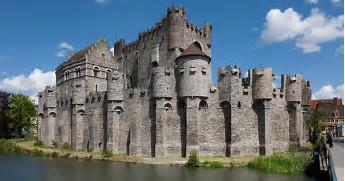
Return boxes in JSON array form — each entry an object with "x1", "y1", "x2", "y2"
[
  {"x1": 106, "y1": 71, "x2": 125, "y2": 153},
  {"x1": 282, "y1": 74, "x2": 304, "y2": 148},
  {"x1": 71, "y1": 82, "x2": 86, "y2": 150},
  {"x1": 44, "y1": 86, "x2": 57, "y2": 146},
  {"x1": 175, "y1": 43, "x2": 211, "y2": 156},
  {"x1": 167, "y1": 5, "x2": 186, "y2": 50},
  {"x1": 252, "y1": 67, "x2": 274, "y2": 155},
  {"x1": 151, "y1": 66, "x2": 173, "y2": 156},
  {"x1": 202, "y1": 22, "x2": 212, "y2": 49},
  {"x1": 37, "y1": 92, "x2": 45, "y2": 142}
]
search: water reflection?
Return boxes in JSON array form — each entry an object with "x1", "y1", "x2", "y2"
[{"x1": 0, "y1": 154, "x2": 317, "y2": 181}]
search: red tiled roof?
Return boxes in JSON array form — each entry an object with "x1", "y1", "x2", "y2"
[{"x1": 176, "y1": 43, "x2": 210, "y2": 61}]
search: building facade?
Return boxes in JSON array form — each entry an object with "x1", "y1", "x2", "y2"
[
  {"x1": 37, "y1": 5, "x2": 311, "y2": 157},
  {"x1": 311, "y1": 98, "x2": 344, "y2": 136}
]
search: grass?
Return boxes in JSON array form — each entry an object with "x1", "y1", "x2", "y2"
[
  {"x1": 102, "y1": 150, "x2": 113, "y2": 158},
  {"x1": 248, "y1": 152, "x2": 309, "y2": 174}
]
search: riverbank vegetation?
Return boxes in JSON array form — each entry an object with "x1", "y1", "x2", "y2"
[
  {"x1": 0, "y1": 91, "x2": 36, "y2": 139},
  {"x1": 248, "y1": 152, "x2": 309, "y2": 174}
]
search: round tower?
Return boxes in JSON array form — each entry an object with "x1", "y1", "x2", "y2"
[
  {"x1": 176, "y1": 43, "x2": 211, "y2": 97},
  {"x1": 252, "y1": 67, "x2": 273, "y2": 100},
  {"x1": 107, "y1": 71, "x2": 124, "y2": 101},
  {"x1": 285, "y1": 74, "x2": 302, "y2": 102},
  {"x1": 152, "y1": 66, "x2": 172, "y2": 98},
  {"x1": 167, "y1": 5, "x2": 186, "y2": 50}
]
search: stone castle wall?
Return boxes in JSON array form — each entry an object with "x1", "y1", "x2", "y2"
[{"x1": 37, "y1": 5, "x2": 311, "y2": 158}]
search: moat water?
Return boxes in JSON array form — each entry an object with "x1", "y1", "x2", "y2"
[{"x1": 0, "y1": 154, "x2": 319, "y2": 181}]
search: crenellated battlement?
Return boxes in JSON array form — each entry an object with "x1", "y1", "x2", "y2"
[{"x1": 38, "y1": 5, "x2": 311, "y2": 158}]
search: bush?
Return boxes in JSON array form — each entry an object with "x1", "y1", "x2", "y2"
[
  {"x1": 185, "y1": 150, "x2": 200, "y2": 167},
  {"x1": 248, "y1": 152, "x2": 309, "y2": 174},
  {"x1": 52, "y1": 140, "x2": 58, "y2": 148},
  {"x1": 51, "y1": 152, "x2": 59, "y2": 158},
  {"x1": 102, "y1": 150, "x2": 113, "y2": 158}
]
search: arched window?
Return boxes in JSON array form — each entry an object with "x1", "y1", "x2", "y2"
[
  {"x1": 152, "y1": 61, "x2": 158, "y2": 67},
  {"x1": 93, "y1": 67, "x2": 100, "y2": 77},
  {"x1": 106, "y1": 69, "x2": 112, "y2": 78},
  {"x1": 164, "y1": 103, "x2": 172, "y2": 111},
  {"x1": 199, "y1": 100, "x2": 208, "y2": 109},
  {"x1": 114, "y1": 106, "x2": 124, "y2": 115},
  {"x1": 75, "y1": 68, "x2": 81, "y2": 77},
  {"x1": 49, "y1": 112, "x2": 57, "y2": 118}
]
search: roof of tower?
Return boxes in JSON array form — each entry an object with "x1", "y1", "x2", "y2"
[
  {"x1": 68, "y1": 46, "x2": 91, "y2": 62},
  {"x1": 175, "y1": 43, "x2": 210, "y2": 62}
]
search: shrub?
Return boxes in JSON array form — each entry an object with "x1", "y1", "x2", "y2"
[
  {"x1": 52, "y1": 140, "x2": 58, "y2": 148},
  {"x1": 51, "y1": 152, "x2": 59, "y2": 158},
  {"x1": 102, "y1": 150, "x2": 113, "y2": 158},
  {"x1": 248, "y1": 152, "x2": 309, "y2": 174},
  {"x1": 185, "y1": 150, "x2": 200, "y2": 167}
]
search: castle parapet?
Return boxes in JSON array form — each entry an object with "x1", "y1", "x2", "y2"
[
  {"x1": 283, "y1": 74, "x2": 302, "y2": 102},
  {"x1": 252, "y1": 67, "x2": 273, "y2": 100},
  {"x1": 302, "y1": 80, "x2": 311, "y2": 106},
  {"x1": 44, "y1": 86, "x2": 57, "y2": 108}
]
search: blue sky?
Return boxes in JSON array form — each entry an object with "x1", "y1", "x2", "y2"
[{"x1": 0, "y1": 0, "x2": 343, "y2": 102}]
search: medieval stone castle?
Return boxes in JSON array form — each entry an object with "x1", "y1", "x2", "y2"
[{"x1": 37, "y1": 5, "x2": 312, "y2": 157}]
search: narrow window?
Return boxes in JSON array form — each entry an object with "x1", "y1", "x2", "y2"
[{"x1": 95, "y1": 84, "x2": 98, "y2": 92}]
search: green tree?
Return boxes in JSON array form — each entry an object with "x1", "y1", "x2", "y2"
[
  {"x1": 308, "y1": 110, "x2": 328, "y2": 135},
  {"x1": 6, "y1": 94, "x2": 36, "y2": 137}
]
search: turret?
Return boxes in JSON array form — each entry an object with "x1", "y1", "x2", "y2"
[
  {"x1": 176, "y1": 43, "x2": 211, "y2": 97},
  {"x1": 107, "y1": 71, "x2": 124, "y2": 101},
  {"x1": 114, "y1": 39, "x2": 125, "y2": 56},
  {"x1": 283, "y1": 74, "x2": 302, "y2": 102},
  {"x1": 302, "y1": 80, "x2": 311, "y2": 106},
  {"x1": 72, "y1": 83, "x2": 85, "y2": 105},
  {"x1": 252, "y1": 67, "x2": 273, "y2": 100},
  {"x1": 151, "y1": 66, "x2": 172, "y2": 98},
  {"x1": 202, "y1": 22, "x2": 212, "y2": 47},
  {"x1": 167, "y1": 5, "x2": 186, "y2": 50},
  {"x1": 45, "y1": 86, "x2": 57, "y2": 108}
]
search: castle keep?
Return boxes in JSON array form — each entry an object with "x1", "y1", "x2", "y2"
[{"x1": 38, "y1": 6, "x2": 311, "y2": 157}]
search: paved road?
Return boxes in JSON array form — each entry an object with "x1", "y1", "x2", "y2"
[{"x1": 328, "y1": 137, "x2": 344, "y2": 181}]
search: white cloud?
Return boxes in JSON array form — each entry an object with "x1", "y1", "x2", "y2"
[
  {"x1": 306, "y1": 0, "x2": 318, "y2": 4},
  {"x1": 330, "y1": 0, "x2": 343, "y2": 5},
  {"x1": 260, "y1": 8, "x2": 344, "y2": 53},
  {"x1": 312, "y1": 84, "x2": 344, "y2": 99},
  {"x1": 56, "y1": 42, "x2": 74, "y2": 57},
  {"x1": 95, "y1": 0, "x2": 108, "y2": 4},
  {"x1": 0, "y1": 69, "x2": 56, "y2": 104}
]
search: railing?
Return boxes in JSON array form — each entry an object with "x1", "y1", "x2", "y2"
[{"x1": 326, "y1": 146, "x2": 337, "y2": 181}]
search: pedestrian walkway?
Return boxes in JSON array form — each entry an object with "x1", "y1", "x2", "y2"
[{"x1": 328, "y1": 137, "x2": 343, "y2": 181}]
